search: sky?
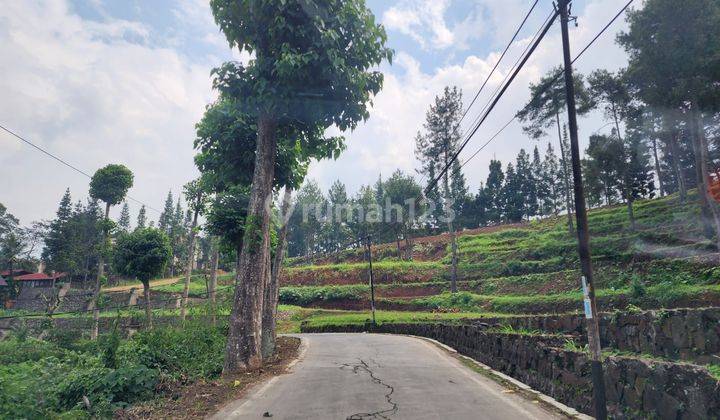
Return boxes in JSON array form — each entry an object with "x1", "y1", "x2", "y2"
[{"x1": 0, "y1": 0, "x2": 634, "y2": 227}]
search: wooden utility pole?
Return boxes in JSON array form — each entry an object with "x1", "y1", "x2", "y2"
[
  {"x1": 364, "y1": 235, "x2": 376, "y2": 325},
  {"x1": 557, "y1": 0, "x2": 607, "y2": 418}
]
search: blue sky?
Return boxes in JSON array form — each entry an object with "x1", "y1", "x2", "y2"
[{"x1": 0, "y1": 0, "x2": 632, "y2": 225}]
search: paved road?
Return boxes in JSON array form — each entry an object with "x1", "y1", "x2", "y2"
[{"x1": 213, "y1": 333, "x2": 563, "y2": 420}]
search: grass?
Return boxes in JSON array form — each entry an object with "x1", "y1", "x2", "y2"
[
  {"x1": 285, "y1": 260, "x2": 443, "y2": 273},
  {"x1": 299, "y1": 309, "x2": 497, "y2": 329},
  {"x1": 707, "y1": 364, "x2": 720, "y2": 381}
]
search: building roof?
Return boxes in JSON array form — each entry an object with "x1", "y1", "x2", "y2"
[
  {"x1": 14, "y1": 272, "x2": 67, "y2": 282},
  {"x1": 0, "y1": 269, "x2": 33, "y2": 278}
]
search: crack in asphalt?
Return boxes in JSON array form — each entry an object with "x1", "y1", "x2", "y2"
[{"x1": 339, "y1": 359, "x2": 398, "y2": 419}]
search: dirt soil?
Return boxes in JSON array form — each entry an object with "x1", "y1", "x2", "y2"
[{"x1": 115, "y1": 336, "x2": 301, "y2": 420}]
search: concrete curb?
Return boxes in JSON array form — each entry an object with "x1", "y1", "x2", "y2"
[{"x1": 406, "y1": 334, "x2": 593, "y2": 420}]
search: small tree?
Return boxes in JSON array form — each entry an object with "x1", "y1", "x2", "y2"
[
  {"x1": 89, "y1": 164, "x2": 134, "y2": 339},
  {"x1": 180, "y1": 178, "x2": 208, "y2": 321},
  {"x1": 114, "y1": 228, "x2": 172, "y2": 329}
]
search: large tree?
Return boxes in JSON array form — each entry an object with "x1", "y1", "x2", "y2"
[
  {"x1": 619, "y1": 0, "x2": 720, "y2": 246},
  {"x1": 587, "y1": 69, "x2": 640, "y2": 229},
  {"x1": 88, "y1": 163, "x2": 134, "y2": 339},
  {"x1": 199, "y1": 0, "x2": 390, "y2": 363},
  {"x1": 415, "y1": 86, "x2": 466, "y2": 293},
  {"x1": 516, "y1": 67, "x2": 594, "y2": 234}
]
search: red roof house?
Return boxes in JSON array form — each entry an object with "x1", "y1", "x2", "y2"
[
  {"x1": 0, "y1": 269, "x2": 33, "y2": 278},
  {"x1": 14, "y1": 272, "x2": 67, "y2": 288}
]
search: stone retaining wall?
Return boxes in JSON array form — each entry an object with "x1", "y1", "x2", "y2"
[
  {"x1": 302, "y1": 322, "x2": 720, "y2": 419},
  {"x1": 476, "y1": 307, "x2": 720, "y2": 363}
]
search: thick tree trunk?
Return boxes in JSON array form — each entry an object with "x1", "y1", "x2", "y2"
[
  {"x1": 209, "y1": 238, "x2": 219, "y2": 326},
  {"x1": 611, "y1": 104, "x2": 636, "y2": 231},
  {"x1": 690, "y1": 107, "x2": 720, "y2": 248},
  {"x1": 668, "y1": 130, "x2": 687, "y2": 202},
  {"x1": 262, "y1": 187, "x2": 292, "y2": 358},
  {"x1": 143, "y1": 281, "x2": 153, "y2": 329},
  {"x1": 652, "y1": 137, "x2": 666, "y2": 197},
  {"x1": 395, "y1": 235, "x2": 402, "y2": 260},
  {"x1": 404, "y1": 234, "x2": 413, "y2": 261},
  {"x1": 556, "y1": 114, "x2": 575, "y2": 234},
  {"x1": 689, "y1": 108, "x2": 716, "y2": 239},
  {"x1": 181, "y1": 207, "x2": 200, "y2": 321},
  {"x1": 91, "y1": 202, "x2": 111, "y2": 340},
  {"x1": 223, "y1": 115, "x2": 278, "y2": 374}
]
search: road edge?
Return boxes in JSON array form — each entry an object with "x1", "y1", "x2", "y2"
[
  {"x1": 405, "y1": 334, "x2": 593, "y2": 420},
  {"x1": 209, "y1": 336, "x2": 309, "y2": 419}
]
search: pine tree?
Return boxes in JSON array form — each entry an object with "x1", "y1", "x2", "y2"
[
  {"x1": 117, "y1": 202, "x2": 131, "y2": 232},
  {"x1": 503, "y1": 163, "x2": 524, "y2": 223},
  {"x1": 42, "y1": 189, "x2": 75, "y2": 273},
  {"x1": 414, "y1": 86, "x2": 466, "y2": 292},
  {"x1": 158, "y1": 191, "x2": 174, "y2": 235},
  {"x1": 136, "y1": 205, "x2": 147, "y2": 229},
  {"x1": 515, "y1": 149, "x2": 536, "y2": 220},
  {"x1": 541, "y1": 142, "x2": 561, "y2": 216},
  {"x1": 484, "y1": 160, "x2": 505, "y2": 224},
  {"x1": 326, "y1": 180, "x2": 350, "y2": 251},
  {"x1": 472, "y1": 182, "x2": 488, "y2": 227}
]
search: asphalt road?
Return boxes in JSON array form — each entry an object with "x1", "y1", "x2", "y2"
[{"x1": 213, "y1": 333, "x2": 563, "y2": 420}]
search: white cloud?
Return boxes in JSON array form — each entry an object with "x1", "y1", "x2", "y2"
[
  {"x1": 309, "y1": 0, "x2": 632, "y2": 196},
  {"x1": 0, "y1": 0, "x2": 636, "y2": 227},
  {"x1": 0, "y1": 0, "x2": 221, "y2": 225},
  {"x1": 382, "y1": 0, "x2": 454, "y2": 49}
]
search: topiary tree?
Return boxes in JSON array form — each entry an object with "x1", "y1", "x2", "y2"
[
  {"x1": 114, "y1": 228, "x2": 172, "y2": 329},
  {"x1": 89, "y1": 164, "x2": 133, "y2": 339}
]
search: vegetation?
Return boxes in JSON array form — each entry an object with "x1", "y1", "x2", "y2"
[
  {"x1": 0, "y1": 323, "x2": 227, "y2": 419},
  {"x1": 114, "y1": 228, "x2": 173, "y2": 328}
]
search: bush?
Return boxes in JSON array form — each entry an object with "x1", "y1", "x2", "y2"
[{"x1": 118, "y1": 323, "x2": 225, "y2": 380}]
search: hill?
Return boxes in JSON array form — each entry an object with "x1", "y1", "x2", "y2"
[{"x1": 279, "y1": 192, "x2": 720, "y2": 315}]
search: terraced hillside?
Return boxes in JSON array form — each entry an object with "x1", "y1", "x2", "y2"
[{"x1": 280, "y1": 192, "x2": 720, "y2": 315}]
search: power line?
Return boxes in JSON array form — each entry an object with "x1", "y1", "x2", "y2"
[
  {"x1": 458, "y1": 0, "x2": 540, "y2": 129},
  {"x1": 425, "y1": 8, "x2": 561, "y2": 195},
  {"x1": 461, "y1": 9, "x2": 555, "y2": 135},
  {"x1": 0, "y1": 123, "x2": 162, "y2": 214},
  {"x1": 454, "y1": 0, "x2": 635, "y2": 173},
  {"x1": 456, "y1": 9, "x2": 555, "y2": 165},
  {"x1": 460, "y1": 117, "x2": 516, "y2": 169}
]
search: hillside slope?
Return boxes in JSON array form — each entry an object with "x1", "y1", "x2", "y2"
[{"x1": 280, "y1": 192, "x2": 720, "y2": 314}]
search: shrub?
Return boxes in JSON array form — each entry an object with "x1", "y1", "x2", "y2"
[{"x1": 118, "y1": 323, "x2": 225, "y2": 380}]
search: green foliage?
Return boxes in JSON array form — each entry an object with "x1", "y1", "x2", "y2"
[
  {"x1": 0, "y1": 323, "x2": 228, "y2": 418},
  {"x1": 114, "y1": 228, "x2": 172, "y2": 283},
  {"x1": 280, "y1": 285, "x2": 367, "y2": 306},
  {"x1": 118, "y1": 323, "x2": 226, "y2": 380},
  {"x1": 210, "y1": 0, "x2": 392, "y2": 130},
  {"x1": 89, "y1": 164, "x2": 134, "y2": 207},
  {"x1": 707, "y1": 364, "x2": 720, "y2": 381},
  {"x1": 630, "y1": 275, "x2": 647, "y2": 300}
]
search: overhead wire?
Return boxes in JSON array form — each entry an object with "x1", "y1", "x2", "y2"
[
  {"x1": 455, "y1": 0, "x2": 636, "y2": 172},
  {"x1": 424, "y1": 7, "x2": 561, "y2": 195},
  {"x1": 0, "y1": 123, "x2": 162, "y2": 214}
]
